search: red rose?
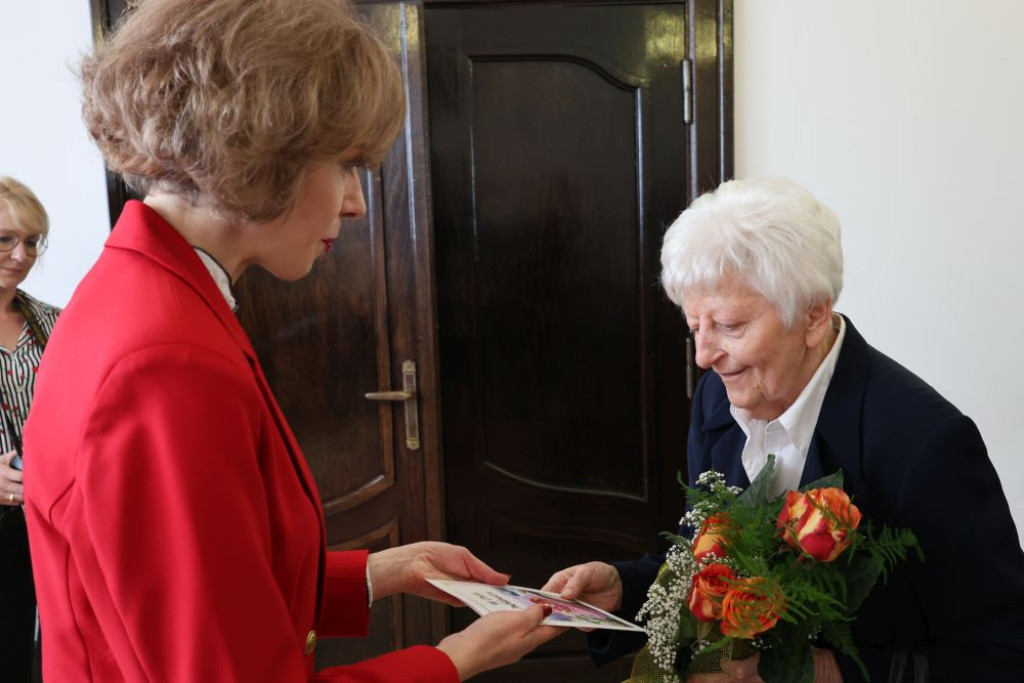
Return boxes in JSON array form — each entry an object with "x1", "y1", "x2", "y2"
[
  {"x1": 693, "y1": 512, "x2": 734, "y2": 563},
  {"x1": 720, "y1": 577, "x2": 785, "y2": 639},
  {"x1": 687, "y1": 563, "x2": 736, "y2": 622},
  {"x1": 777, "y1": 488, "x2": 862, "y2": 562}
]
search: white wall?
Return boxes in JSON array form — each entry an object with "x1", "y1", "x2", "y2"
[
  {"x1": 3, "y1": 3, "x2": 1022, "y2": 537},
  {"x1": 1, "y1": 3, "x2": 109, "y2": 307},
  {"x1": 736, "y1": 0, "x2": 1024, "y2": 539}
]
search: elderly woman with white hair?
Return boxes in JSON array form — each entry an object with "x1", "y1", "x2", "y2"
[{"x1": 544, "y1": 177, "x2": 1024, "y2": 682}]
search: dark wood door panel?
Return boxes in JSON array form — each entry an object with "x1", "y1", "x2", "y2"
[
  {"x1": 429, "y1": 0, "x2": 690, "y2": 551},
  {"x1": 466, "y1": 57, "x2": 647, "y2": 497},
  {"x1": 427, "y1": 3, "x2": 695, "y2": 679}
]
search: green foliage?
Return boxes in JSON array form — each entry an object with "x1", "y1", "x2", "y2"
[
  {"x1": 759, "y1": 630, "x2": 814, "y2": 683},
  {"x1": 840, "y1": 554, "x2": 883, "y2": 615},
  {"x1": 734, "y1": 454, "x2": 776, "y2": 508},
  {"x1": 799, "y1": 470, "x2": 845, "y2": 493},
  {"x1": 821, "y1": 619, "x2": 870, "y2": 680}
]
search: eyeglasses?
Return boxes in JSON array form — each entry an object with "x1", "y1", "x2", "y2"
[{"x1": 0, "y1": 232, "x2": 47, "y2": 256}]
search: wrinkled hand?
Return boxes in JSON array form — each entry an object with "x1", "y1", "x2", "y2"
[
  {"x1": 687, "y1": 654, "x2": 763, "y2": 683},
  {"x1": 687, "y1": 648, "x2": 841, "y2": 683},
  {"x1": 368, "y1": 542, "x2": 510, "y2": 605},
  {"x1": 0, "y1": 451, "x2": 23, "y2": 506},
  {"x1": 437, "y1": 604, "x2": 566, "y2": 680},
  {"x1": 541, "y1": 561, "x2": 623, "y2": 612}
]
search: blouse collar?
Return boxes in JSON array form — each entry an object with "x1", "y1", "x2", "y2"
[{"x1": 192, "y1": 247, "x2": 237, "y2": 312}]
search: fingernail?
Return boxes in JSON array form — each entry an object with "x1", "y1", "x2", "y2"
[{"x1": 540, "y1": 605, "x2": 553, "y2": 617}]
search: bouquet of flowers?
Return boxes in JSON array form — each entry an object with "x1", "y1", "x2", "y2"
[{"x1": 630, "y1": 456, "x2": 920, "y2": 683}]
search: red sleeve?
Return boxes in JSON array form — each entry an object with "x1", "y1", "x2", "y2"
[
  {"x1": 312, "y1": 646, "x2": 459, "y2": 683},
  {"x1": 314, "y1": 551, "x2": 460, "y2": 682},
  {"x1": 319, "y1": 550, "x2": 370, "y2": 637}
]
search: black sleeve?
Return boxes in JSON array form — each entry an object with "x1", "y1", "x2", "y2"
[{"x1": 837, "y1": 415, "x2": 1024, "y2": 682}]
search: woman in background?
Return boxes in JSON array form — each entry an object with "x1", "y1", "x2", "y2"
[
  {"x1": 23, "y1": 1, "x2": 560, "y2": 681},
  {"x1": 0, "y1": 176, "x2": 59, "y2": 682}
]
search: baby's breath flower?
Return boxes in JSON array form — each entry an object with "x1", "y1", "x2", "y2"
[
  {"x1": 696, "y1": 470, "x2": 725, "y2": 488},
  {"x1": 691, "y1": 637, "x2": 711, "y2": 656},
  {"x1": 636, "y1": 543, "x2": 697, "y2": 676}
]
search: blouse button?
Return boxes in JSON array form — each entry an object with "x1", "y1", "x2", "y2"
[{"x1": 304, "y1": 629, "x2": 317, "y2": 655}]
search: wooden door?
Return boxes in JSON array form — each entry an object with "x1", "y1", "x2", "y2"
[{"x1": 425, "y1": 2, "x2": 728, "y2": 680}]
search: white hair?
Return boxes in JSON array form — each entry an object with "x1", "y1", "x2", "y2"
[{"x1": 660, "y1": 177, "x2": 843, "y2": 328}]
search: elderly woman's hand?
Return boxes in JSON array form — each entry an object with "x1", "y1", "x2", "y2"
[
  {"x1": 541, "y1": 561, "x2": 623, "y2": 613},
  {"x1": 0, "y1": 450, "x2": 23, "y2": 506},
  {"x1": 687, "y1": 654, "x2": 763, "y2": 682},
  {"x1": 686, "y1": 648, "x2": 842, "y2": 683}
]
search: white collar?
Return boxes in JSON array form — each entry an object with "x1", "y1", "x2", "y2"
[{"x1": 193, "y1": 247, "x2": 237, "y2": 312}]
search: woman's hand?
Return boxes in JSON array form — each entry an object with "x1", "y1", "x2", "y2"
[
  {"x1": 687, "y1": 654, "x2": 763, "y2": 683},
  {"x1": 541, "y1": 561, "x2": 623, "y2": 612},
  {"x1": 0, "y1": 450, "x2": 23, "y2": 506},
  {"x1": 367, "y1": 542, "x2": 510, "y2": 605},
  {"x1": 436, "y1": 604, "x2": 565, "y2": 680},
  {"x1": 686, "y1": 647, "x2": 842, "y2": 683}
]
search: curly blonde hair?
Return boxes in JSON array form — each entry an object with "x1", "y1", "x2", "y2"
[
  {"x1": 81, "y1": 0, "x2": 405, "y2": 222},
  {"x1": 0, "y1": 176, "x2": 49, "y2": 237}
]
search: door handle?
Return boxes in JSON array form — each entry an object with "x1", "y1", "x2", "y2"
[
  {"x1": 364, "y1": 390, "x2": 412, "y2": 401},
  {"x1": 364, "y1": 360, "x2": 420, "y2": 450}
]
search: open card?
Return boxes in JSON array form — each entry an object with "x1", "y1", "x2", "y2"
[{"x1": 427, "y1": 579, "x2": 646, "y2": 631}]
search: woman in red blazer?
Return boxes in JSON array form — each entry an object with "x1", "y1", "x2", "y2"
[{"x1": 22, "y1": 0, "x2": 561, "y2": 680}]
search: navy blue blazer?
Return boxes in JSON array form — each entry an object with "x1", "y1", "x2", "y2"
[{"x1": 590, "y1": 317, "x2": 1024, "y2": 681}]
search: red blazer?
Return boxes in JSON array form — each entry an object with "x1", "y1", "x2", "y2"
[{"x1": 24, "y1": 201, "x2": 458, "y2": 682}]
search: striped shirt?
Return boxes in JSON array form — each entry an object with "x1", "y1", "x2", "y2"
[{"x1": 0, "y1": 289, "x2": 60, "y2": 454}]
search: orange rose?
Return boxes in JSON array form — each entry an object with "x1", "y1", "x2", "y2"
[
  {"x1": 777, "y1": 488, "x2": 862, "y2": 562},
  {"x1": 687, "y1": 563, "x2": 736, "y2": 622},
  {"x1": 693, "y1": 512, "x2": 734, "y2": 563},
  {"x1": 720, "y1": 577, "x2": 785, "y2": 639}
]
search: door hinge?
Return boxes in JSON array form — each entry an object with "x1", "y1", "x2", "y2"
[{"x1": 681, "y1": 58, "x2": 693, "y2": 125}]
